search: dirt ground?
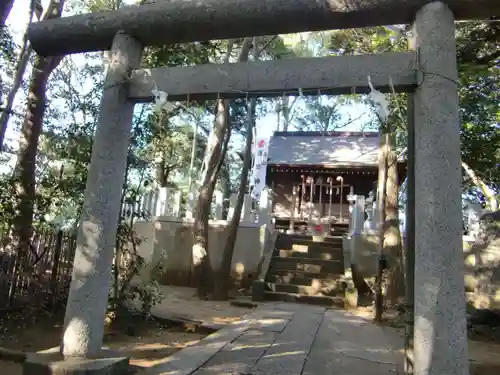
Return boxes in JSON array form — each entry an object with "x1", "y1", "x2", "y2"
[
  {"x1": 0, "y1": 312, "x2": 208, "y2": 375},
  {"x1": 0, "y1": 286, "x2": 255, "y2": 375}
]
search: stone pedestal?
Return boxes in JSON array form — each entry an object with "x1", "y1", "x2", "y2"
[
  {"x1": 412, "y1": 2, "x2": 469, "y2": 375},
  {"x1": 23, "y1": 348, "x2": 128, "y2": 375}
]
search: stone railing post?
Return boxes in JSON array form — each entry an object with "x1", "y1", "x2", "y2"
[
  {"x1": 227, "y1": 193, "x2": 237, "y2": 221},
  {"x1": 258, "y1": 189, "x2": 270, "y2": 226},
  {"x1": 364, "y1": 192, "x2": 375, "y2": 231},
  {"x1": 185, "y1": 191, "x2": 195, "y2": 219},
  {"x1": 61, "y1": 32, "x2": 143, "y2": 358},
  {"x1": 156, "y1": 187, "x2": 168, "y2": 216},
  {"x1": 353, "y1": 196, "x2": 366, "y2": 235},
  {"x1": 241, "y1": 194, "x2": 252, "y2": 223},
  {"x1": 172, "y1": 190, "x2": 182, "y2": 218},
  {"x1": 412, "y1": 3, "x2": 468, "y2": 374},
  {"x1": 214, "y1": 190, "x2": 224, "y2": 220},
  {"x1": 347, "y1": 193, "x2": 356, "y2": 234},
  {"x1": 288, "y1": 184, "x2": 297, "y2": 233}
]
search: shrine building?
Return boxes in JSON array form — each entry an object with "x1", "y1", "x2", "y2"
[{"x1": 265, "y1": 131, "x2": 406, "y2": 233}]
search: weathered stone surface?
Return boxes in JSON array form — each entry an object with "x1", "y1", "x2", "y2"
[
  {"x1": 193, "y1": 330, "x2": 276, "y2": 375},
  {"x1": 140, "y1": 323, "x2": 247, "y2": 375},
  {"x1": 302, "y1": 310, "x2": 402, "y2": 375},
  {"x1": 61, "y1": 32, "x2": 143, "y2": 357},
  {"x1": 23, "y1": 348, "x2": 128, "y2": 375},
  {"x1": 249, "y1": 309, "x2": 323, "y2": 375},
  {"x1": 412, "y1": 2, "x2": 469, "y2": 375},
  {"x1": 28, "y1": 0, "x2": 500, "y2": 56},
  {"x1": 128, "y1": 52, "x2": 417, "y2": 101},
  {"x1": 466, "y1": 211, "x2": 500, "y2": 309}
]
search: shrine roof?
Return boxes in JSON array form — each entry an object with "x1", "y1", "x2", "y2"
[{"x1": 267, "y1": 131, "x2": 381, "y2": 168}]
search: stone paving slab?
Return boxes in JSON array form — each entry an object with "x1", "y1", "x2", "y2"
[
  {"x1": 249, "y1": 307, "x2": 324, "y2": 375},
  {"x1": 193, "y1": 330, "x2": 277, "y2": 375},
  {"x1": 139, "y1": 321, "x2": 248, "y2": 375},
  {"x1": 302, "y1": 309, "x2": 403, "y2": 375},
  {"x1": 140, "y1": 303, "x2": 403, "y2": 375}
]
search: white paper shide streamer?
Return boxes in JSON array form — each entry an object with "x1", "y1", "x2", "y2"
[{"x1": 367, "y1": 76, "x2": 390, "y2": 123}]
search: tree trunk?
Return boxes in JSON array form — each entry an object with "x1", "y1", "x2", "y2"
[
  {"x1": 0, "y1": 0, "x2": 15, "y2": 26},
  {"x1": 192, "y1": 38, "x2": 251, "y2": 298},
  {"x1": 384, "y1": 130, "x2": 405, "y2": 307},
  {"x1": 213, "y1": 88, "x2": 256, "y2": 300},
  {"x1": 155, "y1": 152, "x2": 169, "y2": 187},
  {"x1": 0, "y1": 0, "x2": 36, "y2": 150},
  {"x1": 0, "y1": 0, "x2": 37, "y2": 151},
  {"x1": 192, "y1": 99, "x2": 229, "y2": 297},
  {"x1": 462, "y1": 161, "x2": 498, "y2": 211},
  {"x1": 10, "y1": 0, "x2": 65, "y2": 271},
  {"x1": 374, "y1": 130, "x2": 389, "y2": 322}
]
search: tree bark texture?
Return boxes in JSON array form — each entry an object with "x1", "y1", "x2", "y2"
[
  {"x1": 384, "y1": 130, "x2": 405, "y2": 307},
  {"x1": 11, "y1": 0, "x2": 65, "y2": 272},
  {"x1": 192, "y1": 38, "x2": 251, "y2": 298},
  {"x1": 27, "y1": 0, "x2": 500, "y2": 56},
  {"x1": 192, "y1": 99, "x2": 230, "y2": 298},
  {"x1": 214, "y1": 64, "x2": 257, "y2": 299},
  {"x1": 374, "y1": 130, "x2": 389, "y2": 322},
  {"x1": 0, "y1": 0, "x2": 36, "y2": 150}
]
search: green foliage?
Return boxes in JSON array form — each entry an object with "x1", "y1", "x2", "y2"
[
  {"x1": 293, "y1": 96, "x2": 341, "y2": 132},
  {"x1": 456, "y1": 22, "x2": 500, "y2": 202}
]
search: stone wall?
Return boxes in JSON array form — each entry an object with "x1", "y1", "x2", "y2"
[
  {"x1": 464, "y1": 212, "x2": 500, "y2": 310},
  {"x1": 134, "y1": 217, "x2": 268, "y2": 289},
  {"x1": 345, "y1": 214, "x2": 500, "y2": 310}
]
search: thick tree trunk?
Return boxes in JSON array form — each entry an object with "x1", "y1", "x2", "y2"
[
  {"x1": 462, "y1": 161, "x2": 498, "y2": 211},
  {"x1": 214, "y1": 94, "x2": 256, "y2": 300},
  {"x1": 192, "y1": 99, "x2": 229, "y2": 298},
  {"x1": 384, "y1": 131, "x2": 405, "y2": 307},
  {"x1": 192, "y1": 38, "x2": 251, "y2": 298},
  {"x1": 374, "y1": 130, "x2": 389, "y2": 322},
  {"x1": 10, "y1": 0, "x2": 65, "y2": 271}
]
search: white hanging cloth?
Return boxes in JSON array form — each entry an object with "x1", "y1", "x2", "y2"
[{"x1": 250, "y1": 136, "x2": 270, "y2": 200}]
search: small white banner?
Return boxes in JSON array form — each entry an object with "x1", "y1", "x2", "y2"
[{"x1": 250, "y1": 137, "x2": 269, "y2": 200}]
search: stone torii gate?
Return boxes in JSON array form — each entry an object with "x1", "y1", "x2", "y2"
[{"x1": 27, "y1": 0, "x2": 500, "y2": 374}]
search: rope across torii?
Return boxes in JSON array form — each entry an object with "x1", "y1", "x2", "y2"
[{"x1": 28, "y1": 0, "x2": 499, "y2": 56}]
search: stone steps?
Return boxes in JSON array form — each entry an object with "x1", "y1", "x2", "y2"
[
  {"x1": 266, "y1": 269, "x2": 344, "y2": 282},
  {"x1": 277, "y1": 234, "x2": 344, "y2": 245},
  {"x1": 271, "y1": 281, "x2": 346, "y2": 296},
  {"x1": 270, "y1": 257, "x2": 344, "y2": 274},
  {"x1": 255, "y1": 232, "x2": 347, "y2": 306},
  {"x1": 275, "y1": 249, "x2": 343, "y2": 261},
  {"x1": 263, "y1": 291, "x2": 345, "y2": 308}
]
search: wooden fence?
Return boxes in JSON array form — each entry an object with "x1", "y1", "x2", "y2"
[{"x1": 0, "y1": 228, "x2": 76, "y2": 311}]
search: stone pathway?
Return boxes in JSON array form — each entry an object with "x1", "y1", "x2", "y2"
[
  {"x1": 151, "y1": 286, "x2": 255, "y2": 330},
  {"x1": 140, "y1": 302, "x2": 404, "y2": 375}
]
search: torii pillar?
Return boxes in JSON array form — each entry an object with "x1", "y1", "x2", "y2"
[
  {"x1": 61, "y1": 32, "x2": 142, "y2": 358},
  {"x1": 412, "y1": 3, "x2": 469, "y2": 375}
]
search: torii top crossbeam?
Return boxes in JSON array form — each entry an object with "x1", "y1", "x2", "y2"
[{"x1": 29, "y1": 0, "x2": 499, "y2": 56}]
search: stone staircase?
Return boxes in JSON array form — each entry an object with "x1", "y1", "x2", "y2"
[{"x1": 261, "y1": 224, "x2": 349, "y2": 307}]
